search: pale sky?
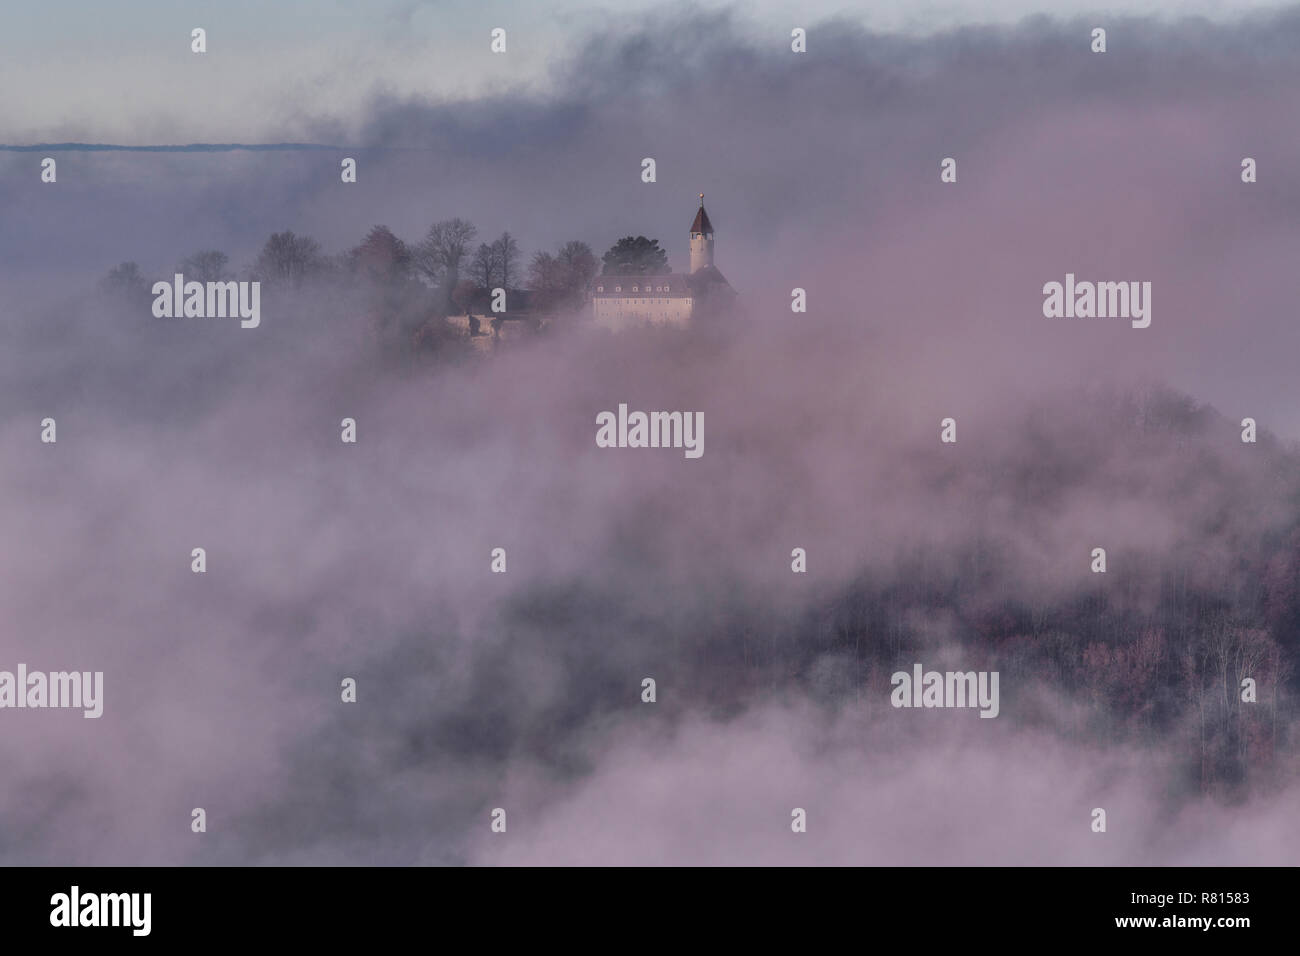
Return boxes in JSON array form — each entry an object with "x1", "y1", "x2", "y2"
[{"x1": 0, "y1": 0, "x2": 1287, "y2": 143}]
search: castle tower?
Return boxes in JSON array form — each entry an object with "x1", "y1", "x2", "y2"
[{"x1": 688, "y1": 193, "x2": 714, "y2": 274}]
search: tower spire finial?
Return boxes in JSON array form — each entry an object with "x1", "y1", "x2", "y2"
[{"x1": 699, "y1": 192, "x2": 704, "y2": 206}]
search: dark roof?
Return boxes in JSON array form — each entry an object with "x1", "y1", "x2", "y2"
[
  {"x1": 690, "y1": 204, "x2": 713, "y2": 235},
  {"x1": 685, "y1": 264, "x2": 735, "y2": 296}
]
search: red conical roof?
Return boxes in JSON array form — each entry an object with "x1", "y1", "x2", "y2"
[{"x1": 690, "y1": 198, "x2": 713, "y2": 235}]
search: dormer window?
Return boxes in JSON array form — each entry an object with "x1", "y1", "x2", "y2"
[
  {"x1": 664, "y1": 285, "x2": 670, "y2": 291},
  {"x1": 632, "y1": 286, "x2": 639, "y2": 292},
  {"x1": 596, "y1": 286, "x2": 604, "y2": 292},
  {"x1": 614, "y1": 286, "x2": 621, "y2": 292}
]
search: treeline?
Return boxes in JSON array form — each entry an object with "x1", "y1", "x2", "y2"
[
  {"x1": 98, "y1": 219, "x2": 604, "y2": 355},
  {"x1": 482, "y1": 385, "x2": 1299, "y2": 801}
]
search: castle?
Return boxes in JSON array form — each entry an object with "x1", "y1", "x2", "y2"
[{"x1": 590, "y1": 195, "x2": 736, "y2": 329}]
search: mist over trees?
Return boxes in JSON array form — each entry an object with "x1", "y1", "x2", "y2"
[
  {"x1": 98, "y1": 219, "x2": 614, "y2": 358},
  {"x1": 344, "y1": 225, "x2": 437, "y2": 354},
  {"x1": 98, "y1": 219, "x2": 675, "y2": 345},
  {"x1": 178, "y1": 250, "x2": 231, "y2": 283},
  {"x1": 470, "y1": 232, "x2": 522, "y2": 290},
  {"x1": 529, "y1": 240, "x2": 598, "y2": 311},
  {"x1": 416, "y1": 218, "x2": 477, "y2": 314},
  {"x1": 86, "y1": 222, "x2": 1300, "y2": 805},
  {"x1": 99, "y1": 261, "x2": 149, "y2": 302},
  {"x1": 254, "y1": 231, "x2": 326, "y2": 287},
  {"x1": 349, "y1": 226, "x2": 412, "y2": 283},
  {"x1": 22, "y1": 3, "x2": 1300, "y2": 867}
]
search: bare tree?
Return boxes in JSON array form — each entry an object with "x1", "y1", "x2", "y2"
[
  {"x1": 178, "y1": 250, "x2": 230, "y2": 282},
  {"x1": 527, "y1": 251, "x2": 561, "y2": 299},
  {"x1": 417, "y1": 218, "x2": 477, "y2": 310},
  {"x1": 557, "y1": 240, "x2": 597, "y2": 289},
  {"x1": 528, "y1": 240, "x2": 599, "y2": 310},
  {"x1": 254, "y1": 231, "x2": 324, "y2": 287},
  {"x1": 492, "y1": 232, "x2": 521, "y2": 290},
  {"x1": 469, "y1": 242, "x2": 495, "y2": 290},
  {"x1": 100, "y1": 261, "x2": 149, "y2": 300}
]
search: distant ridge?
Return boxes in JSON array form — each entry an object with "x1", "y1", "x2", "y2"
[{"x1": 0, "y1": 143, "x2": 422, "y2": 153}]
